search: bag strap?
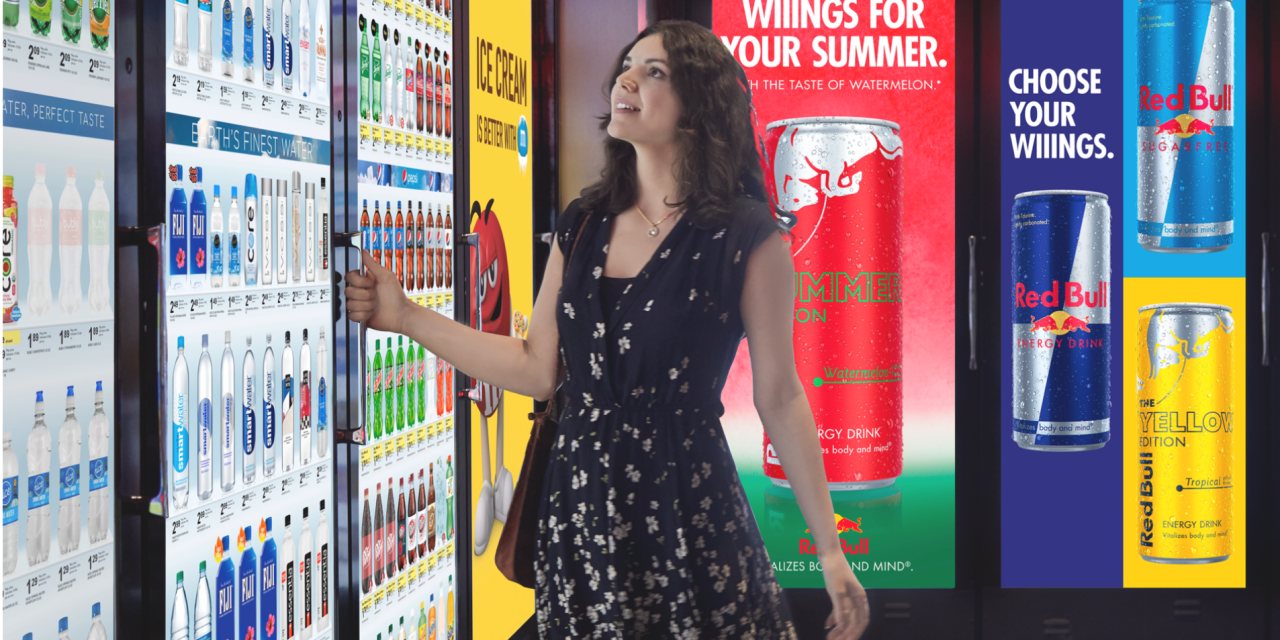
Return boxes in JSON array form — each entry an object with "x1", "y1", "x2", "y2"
[{"x1": 546, "y1": 207, "x2": 590, "y2": 418}]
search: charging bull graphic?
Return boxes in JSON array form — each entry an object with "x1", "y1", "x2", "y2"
[{"x1": 468, "y1": 198, "x2": 515, "y2": 555}]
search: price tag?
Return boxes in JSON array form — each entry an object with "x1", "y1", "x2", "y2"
[
  {"x1": 435, "y1": 140, "x2": 443, "y2": 155},
  {"x1": 372, "y1": 442, "x2": 384, "y2": 462},
  {"x1": 410, "y1": 564, "x2": 418, "y2": 582},
  {"x1": 446, "y1": 20, "x2": 452, "y2": 36},
  {"x1": 3, "y1": 330, "x2": 19, "y2": 346},
  {"x1": 415, "y1": 6, "x2": 423, "y2": 21},
  {"x1": 398, "y1": 573, "x2": 408, "y2": 591},
  {"x1": 360, "y1": 447, "x2": 372, "y2": 467},
  {"x1": 428, "y1": 552, "x2": 437, "y2": 569},
  {"x1": 446, "y1": 417, "x2": 454, "y2": 432},
  {"x1": 359, "y1": 122, "x2": 371, "y2": 141},
  {"x1": 394, "y1": 434, "x2": 405, "y2": 452},
  {"x1": 447, "y1": 541, "x2": 454, "y2": 557},
  {"x1": 406, "y1": 430, "x2": 416, "y2": 448},
  {"x1": 361, "y1": 595, "x2": 373, "y2": 616},
  {"x1": 427, "y1": 422, "x2": 436, "y2": 439},
  {"x1": 417, "y1": 426, "x2": 426, "y2": 442},
  {"x1": 394, "y1": 0, "x2": 404, "y2": 14},
  {"x1": 386, "y1": 437, "x2": 397, "y2": 456},
  {"x1": 373, "y1": 126, "x2": 384, "y2": 144},
  {"x1": 374, "y1": 586, "x2": 384, "y2": 605},
  {"x1": 445, "y1": 143, "x2": 451, "y2": 156}
]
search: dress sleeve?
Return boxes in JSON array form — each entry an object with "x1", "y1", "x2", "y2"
[
  {"x1": 555, "y1": 198, "x2": 585, "y2": 257},
  {"x1": 727, "y1": 198, "x2": 785, "y2": 312}
]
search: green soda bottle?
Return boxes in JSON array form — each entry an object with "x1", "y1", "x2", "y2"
[
  {"x1": 88, "y1": 0, "x2": 108, "y2": 50},
  {"x1": 370, "y1": 19, "x2": 381, "y2": 124},
  {"x1": 358, "y1": 14, "x2": 369, "y2": 121},
  {"x1": 406, "y1": 337, "x2": 416, "y2": 430},
  {"x1": 417, "y1": 344, "x2": 426, "y2": 422},
  {"x1": 4, "y1": 0, "x2": 20, "y2": 28},
  {"x1": 29, "y1": 0, "x2": 52, "y2": 36},
  {"x1": 60, "y1": 0, "x2": 80, "y2": 43},
  {"x1": 372, "y1": 339, "x2": 383, "y2": 440},
  {"x1": 396, "y1": 336, "x2": 405, "y2": 433}
]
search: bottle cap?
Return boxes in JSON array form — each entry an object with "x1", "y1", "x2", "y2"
[
  {"x1": 292, "y1": 171, "x2": 302, "y2": 191},
  {"x1": 93, "y1": 602, "x2": 101, "y2": 617},
  {"x1": 199, "y1": 561, "x2": 206, "y2": 571},
  {"x1": 178, "y1": 336, "x2": 184, "y2": 349},
  {"x1": 267, "y1": 333, "x2": 272, "y2": 343},
  {"x1": 304, "y1": 328, "x2": 308, "y2": 341},
  {"x1": 398, "y1": 200, "x2": 402, "y2": 207},
  {"x1": 214, "y1": 185, "x2": 221, "y2": 197},
  {"x1": 266, "y1": 516, "x2": 273, "y2": 531},
  {"x1": 67, "y1": 385, "x2": 74, "y2": 396},
  {"x1": 245, "y1": 525, "x2": 253, "y2": 539},
  {"x1": 202, "y1": 334, "x2": 209, "y2": 348},
  {"x1": 96, "y1": 381, "x2": 103, "y2": 392},
  {"x1": 246, "y1": 174, "x2": 258, "y2": 199},
  {"x1": 286, "y1": 515, "x2": 291, "y2": 526},
  {"x1": 304, "y1": 507, "x2": 309, "y2": 518},
  {"x1": 197, "y1": 167, "x2": 203, "y2": 183},
  {"x1": 96, "y1": 170, "x2": 104, "y2": 182},
  {"x1": 3, "y1": 176, "x2": 11, "y2": 188},
  {"x1": 286, "y1": 331, "x2": 291, "y2": 343},
  {"x1": 364, "y1": 199, "x2": 368, "y2": 206},
  {"x1": 277, "y1": 178, "x2": 287, "y2": 194},
  {"x1": 246, "y1": 335, "x2": 252, "y2": 347},
  {"x1": 60, "y1": 617, "x2": 69, "y2": 632},
  {"x1": 261, "y1": 176, "x2": 272, "y2": 196},
  {"x1": 35, "y1": 164, "x2": 45, "y2": 178},
  {"x1": 177, "y1": 571, "x2": 184, "y2": 581},
  {"x1": 306, "y1": 183, "x2": 315, "y2": 199},
  {"x1": 36, "y1": 391, "x2": 43, "y2": 402},
  {"x1": 66, "y1": 167, "x2": 75, "y2": 179},
  {"x1": 223, "y1": 535, "x2": 230, "y2": 548},
  {"x1": 225, "y1": 330, "x2": 231, "y2": 343},
  {"x1": 321, "y1": 177, "x2": 326, "y2": 188},
  {"x1": 398, "y1": 336, "x2": 403, "y2": 344},
  {"x1": 232, "y1": 186, "x2": 238, "y2": 198},
  {"x1": 320, "y1": 499, "x2": 325, "y2": 510}
]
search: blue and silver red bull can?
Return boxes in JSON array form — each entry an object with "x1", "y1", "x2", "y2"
[
  {"x1": 1137, "y1": 0, "x2": 1234, "y2": 253},
  {"x1": 1012, "y1": 191, "x2": 1111, "y2": 451}
]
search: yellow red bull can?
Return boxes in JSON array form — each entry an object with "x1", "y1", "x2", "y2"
[{"x1": 1136, "y1": 302, "x2": 1234, "y2": 564}]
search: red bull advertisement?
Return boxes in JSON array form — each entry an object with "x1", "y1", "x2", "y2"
[
  {"x1": 1136, "y1": 0, "x2": 1234, "y2": 253},
  {"x1": 762, "y1": 117, "x2": 904, "y2": 490},
  {"x1": 1012, "y1": 191, "x2": 1111, "y2": 451}
]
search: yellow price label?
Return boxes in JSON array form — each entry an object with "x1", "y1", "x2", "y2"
[
  {"x1": 444, "y1": 142, "x2": 451, "y2": 156},
  {"x1": 374, "y1": 586, "x2": 384, "y2": 604},
  {"x1": 447, "y1": 417, "x2": 454, "y2": 431},
  {"x1": 445, "y1": 292, "x2": 453, "y2": 304},
  {"x1": 447, "y1": 541, "x2": 454, "y2": 556},
  {"x1": 446, "y1": 20, "x2": 452, "y2": 35},
  {"x1": 419, "y1": 135, "x2": 428, "y2": 152},
  {"x1": 394, "y1": 0, "x2": 403, "y2": 13},
  {"x1": 399, "y1": 573, "x2": 408, "y2": 591},
  {"x1": 372, "y1": 442, "x2": 384, "y2": 461},
  {"x1": 435, "y1": 140, "x2": 443, "y2": 154},
  {"x1": 406, "y1": 430, "x2": 416, "y2": 448},
  {"x1": 417, "y1": 426, "x2": 426, "y2": 442},
  {"x1": 3, "y1": 330, "x2": 19, "y2": 346},
  {"x1": 427, "y1": 422, "x2": 436, "y2": 438},
  {"x1": 375, "y1": 126, "x2": 386, "y2": 143},
  {"x1": 416, "y1": 6, "x2": 424, "y2": 21},
  {"x1": 359, "y1": 122, "x2": 371, "y2": 140},
  {"x1": 395, "y1": 434, "x2": 405, "y2": 451},
  {"x1": 428, "y1": 553, "x2": 437, "y2": 569},
  {"x1": 393, "y1": 131, "x2": 404, "y2": 149},
  {"x1": 360, "y1": 447, "x2": 372, "y2": 467},
  {"x1": 361, "y1": 596, "x2": 373, "y2": 615}
]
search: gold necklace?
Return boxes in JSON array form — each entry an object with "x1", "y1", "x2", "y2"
[{"x1": 635, "y1": 204, "x2": 677, "y2": 238}]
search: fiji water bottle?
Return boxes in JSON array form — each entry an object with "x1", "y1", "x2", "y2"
[
  {"x1": 189, "y1": 168, "x2": 208, "y2": 290},
  {"x1": 169, "y1": 165, "x2": 188, "y2": 292},
  {"x1": 216, "y1": 535, "x2": 235, "y2": 640},
  {"x1": 239, "y1": 525, "x2": 257, "y2": 640},
  {"x1": 260, "y1": 518, "x2": 278, "y2": 640}
]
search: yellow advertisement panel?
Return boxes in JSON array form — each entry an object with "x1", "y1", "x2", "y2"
[
  {"x1": 468, "y1": 0, "x2": 535, "y2": 635},
  {"x1": 1123, "y1": 278, "x2": 1246, "y2": 587}
]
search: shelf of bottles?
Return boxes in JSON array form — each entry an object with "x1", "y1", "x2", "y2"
[
  {"x1": 162, "y1": 2, "x2": 336, "y2": 640},
  {"x1": 355, "y1": 0, "x2": 457, "y2": 638},
  {"x1": 3, "y1": 3, "x2": 116, "y2": 640}
]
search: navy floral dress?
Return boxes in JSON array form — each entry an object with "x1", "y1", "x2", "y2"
[{"x1": 535, "y1": 197, "x2": 799, "y2": 639}]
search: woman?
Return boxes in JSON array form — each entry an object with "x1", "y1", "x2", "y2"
[{"x1": 345, "y1": 20, "x2": 870, "y2": 639}]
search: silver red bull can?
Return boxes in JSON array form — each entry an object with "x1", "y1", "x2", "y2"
[{"x1": 762, "y1": 117, "x2": 904, "y2": 490}]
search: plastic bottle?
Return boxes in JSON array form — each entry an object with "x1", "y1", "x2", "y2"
[
  {"x1": 259, "y1": 178, "x2": 272, "y2": 285},
  {"x1": 195, "y1": 562, "x2": 212, "y2": 640},
  {"x1": 417, "y1": 603, "x2": 426, "y2": 640},
  {"x1": 228, "y1": 186, "x2": 241, "y2": 287},
  {"x1": 361, "y1": 489, "x2": 372, "y2": 593},
  {"x1": 57, "y1": 386, "x2": 81, "y2": 554},
  {"x1": 275, "y1": 178, "x2": 287, "y2": 284},
  {"x1": 281, "y1": 331, "x2": 294, "y2": 473},
  {"x1": 383, "y1": 25, "x2": 393, "y2": 128},
  {"x1": 394, "y1": 201, "x2": 404, "y2": 286},
  {"x1": 242, "y1": 336, "x2": 256, "y2": 486},
  {"x1": 281, "y1": 515, "x2": 295, "y2": 640},
  {"x1": 172, "y1": 338, "x2": 190, "y2": 510},
  {"x1": 87, "y1": 169, "x2": 111, "y2": 312},
  {"x1": 219, "y1": 331, "x2": 235, "y2": 493},
  {"x1": 3, "y1": 432, "x2": 18, "y2": 575},
  {"x1": 220, "y1": 0, "x2": 233, "y2": 76},
  {"x1": 316, "y1": 500, "x2": 330, "y2": 631},
  {"x1": 88, "y1": 602, "x2": 107, "y2": 640},
  {"x1": 197, "y1": 0, "x2": 212, "y2": 72},
  {"x1": 173, "y1": 571, "x2": 192, "y2": 640},
  {"x1": 298, "y1": 0, "x2": 311, "y2": 99},
  {"x1": 393, "y1": 30, "x2": 403, "y2": 129},
  {"x1": 26, "y1": 392, "x2": 51, "y2": 567},
  {"x1": 371, "y1": 200, "x2": 382, "y2": 268},
  {"x1": 244, "y1": 176, "x2": 258, "y2": 286},
  {"x1": 447, "y1": 576, "x2": 454, "y2": 640},
  {"x1": 299, "y1": 506, "x2": 313, "y2": 640},
  {"x1": 395, "y1": 335, "x2": 405, "y2": 434},
  {"x1": 426, "y1": 462, "x2": 435, "y2": 552},
  {"x1": 371, "y1": 18, "x2": 381, "y2": 123},
  {"x1": 210, "y1": 184, "x2": 223, "y2": 288},
  {"x1": 371, "y1": 339, "x2": 382, "y2": 441},
  {"x1": 173, "y1": 0, "x2": 190, "y2": 65},
  {"x1": 197, "y1": 334, "x2": 213, "y2": 501},
  {"x1": 281, "y1": 0, "x2": 293, "y2": 93},
  {"x1": 304, "y1": 182, "x2": 315, "y2": 282},
  {"x1": 88, "y1": 382, "x2": 108, "y2": 543},
  {"x1": 60, "y1": 0, "x2": 82, "y2": 42},
  {"x1": 299, "y1": 329, "x2": 311, "y2": 466},
  {"x1": 189, "y1": 168, "x2": 208, "y2": 290},
  {"x1": 317, "y1": 330, "x2": 327, "y2": 457},
  {"x1": 406, "y1": 337, "x2": 417, "y2": 430},
  {"x1": 427, "y1": 595, "x2": 436, "y2": 640},
  {"x1": 216, "y1": 535, "x2": 235, "y2": 640},
  {"x1": 398, "y1": 616, "x2": 406, "y2": 640},
  {"x1": 260, "y1": 518, "x2": 277, "y2": 640},
  {"x1": 169, "y1": 165, "x2": 188, "y2": 292},
  {"x1": 290, "y1": 173, "x2": 301, "y2": 282},
  {"x1": 445, "y1": 456, "x2": 453, "y2": 541},
  {"x1": 57, "y1": 166, "x2": 83, "y2": 317},
  {"x1": 3, "y1": 175, "x2": 17, "y2": 324},
  {"x1": 418, "y1": 344, "x2": 426, "y2": 427},
  {"x1": 406, "y1": 475, "x2": 416, "y2": 566},
  {"x1": 319, "y1": 178, "x2": 329, "y2": 272},
  {"x1": 239, "y1": 525, "x2": 257, "y2": 640},
  {"x1": 29, "y1": 0, "x2": 51, "y2": 36},
  {"x1": 242, "y1": 2, "x2": 254, "y2": 82},
  {"x1": 262, "y1": 333, "x2": 276, "y2": 478},
  {"x1": 373, "y1": 482, "x2": 383, "y2": 586},
  {"x1": 416, "y1": 469, "x2": 425, "y2": 559},
  {"x1": 314, "y1": 1, "x2": 327, "y2": 95},
  {"x1": 262, "y1": 0, "x2": 274, "y2": 88},
  {"x1": 384, "y1": 479, "x2": 396, "y2": 579},
  {"x1": 359, "y1": 15, "x2": 370, "y2": 121}
]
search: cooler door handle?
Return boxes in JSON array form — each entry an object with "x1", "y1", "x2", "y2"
[
  {"x1": 464, "y1": 230, "x2": 484, "y2": 400},
  {"x1": 536, "y1": 232, "x2": 554, "y2": 245},
  {"x1": 117, "y1": 224, "x2": 168, "y2": 517},
  {"x1": 332, "y1": 231, "x2": 367, "y2": 446},
  {"x1": 968, "y1": 236, "x2": 978, "y2": 370},
  {"x1": 1263, "y1": 233, "x2": 1270, "y2": 366}
]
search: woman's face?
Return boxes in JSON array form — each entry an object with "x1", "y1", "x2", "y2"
[{"x1": 607, "y1": 34, "x2": 682, "y2": 148}]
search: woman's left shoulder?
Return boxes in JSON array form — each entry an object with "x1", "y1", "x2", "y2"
[{"x1": 724, "y1": 196, "x2": 784, "y2": 249}]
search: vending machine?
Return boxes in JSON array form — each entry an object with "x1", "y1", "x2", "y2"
[
  {"x1": 152, "y1": 3, "x2": 339, "y2": 640},
  {"x1": 1, "y1": 3, "x2": 118, "y2": 640},
  {"x1": 351, "y1": 1, "x2": 460, "y2": 639}
]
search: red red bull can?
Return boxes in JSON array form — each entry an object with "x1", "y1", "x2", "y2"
[{"x1": 762, "y1": 117, "x2": 904, "y2": 490}]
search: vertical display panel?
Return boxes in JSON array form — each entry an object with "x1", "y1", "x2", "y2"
[
  {"x1": 466, "y1": 0, "x2": 534, "y2": 636},
  {"x1": 2, "y1": 3, "x2": 118, "y2": 639},
  {"x1": 712, "y1": 0, "x2": 957, "y2": 588},
  {"x1": 160, "y1": 2, "x2": 339, "y2": 640},
  {"x1": 352, "y1": 1, "x2": 459, "y2": 639}
]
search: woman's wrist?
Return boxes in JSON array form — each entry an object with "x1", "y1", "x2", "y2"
[{"x1": 819, "y1": 548, "x2": 847, "y2": 566}]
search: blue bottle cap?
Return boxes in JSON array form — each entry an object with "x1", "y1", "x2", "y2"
[
  {"x1": 178, "y1": 336, "x2": 185, "y2": 349},
  {"x1": 59, "y1": 618, "x2": 68, "y2": 633},
  {"x1": 223, "y1": 535, "x2": 230, "y2": 548},
  {"x1": 245, "y1": 525, "x2": 253, "y2": 540},
  {"x1": 93, "y1": 602, "x2": 100, "y2": 617},
  {"x1": 232, "y1": 186, "x2": 238, "y2": 198},
  {"x1": 96, "y1": 381, "x2": 103, "y2": 391},
  {"x1": 398, "y1": 200, "x2": 402, "y2": 207},
  {"x1": 25, "y1": 633, "x2": 33, "y2": 640},
  {"x1": 246, "y1": 175, "x2": 258, "y2": 199},
  {"x1": 67, "y1": 385, "x2": 74, "y2": 396},
  {"x1": 363, "y1": 199, "x2": 368, "y2": 206},
  {"x1": 197, "y1": 167, "x2": 203, "y2": 182},
  {"x1": 175, "y1": 165, "x2": 183, "y2": 179},
  {"x1": 202, "y1": 334, "x2": 209, "y2": 348},
  {"x1": 214, "y1": 185, "x2": 220, "y2": 197},
  {"x1": 266, "y1": 516, "x2": 273, "y2": 532},
  {"x1": 36, "y1": 391, "x2": 43, "y2": 402}
]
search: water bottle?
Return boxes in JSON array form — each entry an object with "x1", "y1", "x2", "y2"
[
  {"x1": 299, "y1": 329, "x2": 311, "y2": 466},
  {"x1": 281, "y1": 515, "x2": 295, "y2": 639},
  {"x1": 262, "y1": 334, "x2": 276, "y2": 478},
  {"x1": 242, "y1": 2, "x2": 254, "y2": 82},
  {"x1": 197, "y1": 0, "x2": 212, "y2": 72},
  {"x1": 88, "y1": 381, "x2": 108, "y2": 544},
  {"x1": 260, "y1": 518, "x2": 278, "y2": 640},
  {"x1": 57, "y1": 386, "x2": 81, "y2": 554},
  {"x1": 173, "y1": 571, "x2": 191, "y2": 640},
  {"x1": 317, "y1": 330, "x2": 327, "y2": 458},
  {"x1": 3, "y1": 432, "x2": 18, "y2": 575},
  {"x1": 259, "y1": 178, "x2": 272, "y2": 285},
  {"x1": 262, "y1": 0, "x2": 274, "y2": 89},
  {"x1": 59, "y1": 0, "x2": 80, "y2": 43},
  {"x1": 239, "y1": 525, "x2": 257, "y2": 640},
  {"x1": 316, "y1": 500, "x2": 330, "y2": 630},
  {"x1": 171, "y1": 337, "x2": 190, "y2": 510},
  {"x1": 299, "y1": 0, "x2": 311, "y2": 99},
  {"x1": 220, "y1": 0, "x2": 233, "y2": 77},
  {"x1": 210, "y1": 185, "x2": 223, "y2": 288},
  {"x1": 169, "y1": 165, "x2": 188, "y2": 293},
  {"x1": 219, "y1": 331, "x2": 235, "y2": 493},
  {"x1": 193, "y1": 562, "x2": 211, "y2": 640},
  {"x1": 87, "y1": 602, "x2": 107, "y2": 640},
  {"x1": 197, "y1": 334, "x2": 213, "y2": 501},
  {"x1": 242, "y1": 336, "x2": 256, "y2": 486},
  {"x1": 315, "y1": 0, "x2": 328, "y2": 95},
  {"x1": 299, "y1": 507, "x2": 313, "y2": 640},
  {"x1": 244, "y1": 176, "x2": 257, "y2": 286},
  {"x1": 228, "y1": 186, "x2": 241, "y2": 287},
  {"x1": 57, "y1": 166, "x2": 83, "y2": 318},
  {"x1": 216, "y1": 536, "x2": 235, "y2": 640},
  {"x1": 281, "y1": 0, "x2": 293, "y2": 93},
  {"x1": 87, "y1": 170, "x2": 111, "y2": 312},
  {"x1": 189, "y1": 168, "x2": 208, "y2": 290},
  {"x1": 173, "y1": 0, "x2": 190, "y2": 66},
  {"x1": 27, "y1": 391, "x2": 51, "y2": 567},
  {"x1": 26, "y1": 165, "x2": 54, "y2": 317},
  {"x1": 281, "y1": 331, "x2": 294, "y2": 473}
]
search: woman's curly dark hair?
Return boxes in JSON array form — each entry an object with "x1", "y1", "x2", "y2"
[{"x1": 577, "y1": 20, "x2": 768, "y2": 227}]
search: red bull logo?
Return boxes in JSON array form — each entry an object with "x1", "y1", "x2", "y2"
[
  {"x1": 799, "y1": 513, "x2": 869, "y2": 555},
  {"x1": 1153, "y1": 114, "x2": 1217, "y2": 139},
  {"x1": 1029, "y1": 311, "x2": 1091, "y2": 335},
  {"x1": 1140, "y1": 83, "x2": 1233, "y2": 114}
]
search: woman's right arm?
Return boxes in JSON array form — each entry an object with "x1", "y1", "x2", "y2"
[{"x1": 344, "y1": 240, "x2": 566, "y2": 401}]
